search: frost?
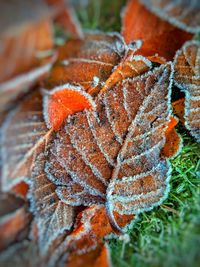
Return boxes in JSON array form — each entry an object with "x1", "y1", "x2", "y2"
[{"x1": 140, "y1": 0, "x2": 200, "y2": 33}]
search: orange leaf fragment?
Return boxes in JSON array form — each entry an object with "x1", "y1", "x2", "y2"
[
  {"x1": 172, "y1": 98, "x2": 185, "y2": 124},
  {"x1": 161, "y1": 117, "x2": 181, "y2": 158},
  {"x1": 43, "y1": 84, "x2": 95, "y2": 131},
  {"x1": 122, "y1": 0, "x2": 193, "y2": 60}
]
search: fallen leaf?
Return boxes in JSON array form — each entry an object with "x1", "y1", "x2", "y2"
[
  {"x1": 43, "y1": 84, "x2": 95, "y2": 131},
  {"x1": 174, "y1": 40, "x2": 200, "y2": 141},
  {"x1": 121, "y1": 0, "x2": 193, "y2": 60},
  {"x1": 1, "y1": 90, "x2": 52, "y2": 194},
  {"x1": 47, "y1": 32, "x2": 127, "y2": 93},
  {"x1": 46, "y1": 63, "x2": 176, "y2": 231},
  {"x1": 140, "y1": 0, "x2": 200, "y2": 33}
]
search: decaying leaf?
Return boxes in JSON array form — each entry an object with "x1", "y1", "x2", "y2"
[
  {"x1": 0, "y1": 91, "x2": 52, "y2": 194},
  {"x1": 47, "y1": 32, "x2": 127, "y2": 93},
  {"x1": 46, "y1": 63, "x2": 177, "y2": 231},
  {"x1": 172, "y1": 98, "x2": 185, "y2": 123},
  {"x1": 122, "y1": 0, "x2": 193, "y2": 60},
  {"x1": 43, "y1": 84, "x2": 95, "y2": 131},
  {"x1": 140, "y1": 0, "x2": 200, "y2": 33},
  {"x1": 174, "y1": 40, "x2": 200, "y2": 141},
  {"x1": 0, "y1": 193, "x2": 31, "y2": 251}
]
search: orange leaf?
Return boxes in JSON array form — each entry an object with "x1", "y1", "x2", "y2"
[
  {"x1": 121, "y1": 0, "x2": 193, "y2": 60},
  {"x1": 161, "y1": 117, "x2": 182, "y2": 158},
  {"x1": 172, "y1": 98, "x2": 185, "y2": 124},
  {"x1": 43, "y1": 84, "x2": 95, "y2": 131}
]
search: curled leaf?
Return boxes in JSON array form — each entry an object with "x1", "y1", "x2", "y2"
[
  {"x1": 140, "y1": 0, "x2": 200, "y2": 33},
  {"x1": 43, "y1": 84, "x2": 95, "y2": 131},
  {"x1": 174, "y1": 40, "x2": 200, "y2": 141},
  {"x1": 121, "y1": 0, "x2": 193, "y2": 60}
]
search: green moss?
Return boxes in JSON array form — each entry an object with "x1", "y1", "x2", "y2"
[{"x1": 76, "y1": 1, "x2": 200, "y2": 266}]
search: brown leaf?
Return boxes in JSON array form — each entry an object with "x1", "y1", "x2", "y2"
[
  {"x1": 46, "y1": 63, "x2": 176, "y2": 231},
  {"x1": 121, "y1": 0, "x2": 193, "y2": 60},
  {"x1": 140, "y1": 0, "x2": 200, "y2": 33},
  {"x1": 0, "y1": 193, "x2": 31, "y2": 251},
  {"x1": 1, "y1": 91, "x2": 52, "y2": 194},
  {"x1": 174, "y1": 40, "x2": 200, "y2": 141},
  {"x1": 47, "y1": 32, "x2": 127, "y2": 93}
]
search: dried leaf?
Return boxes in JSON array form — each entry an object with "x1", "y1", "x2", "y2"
[
  {"x1": 140, "y1": 0, "x2": 200, "y2": 33},
  {"x1": 121, "y1": 0, "x2": 193, "y2": 60},
  {"x1": 43, "y1": 84, "x2": 95, "y2": 131},
  {"x1": 174, "y1": 40, "x2": 200, "y2": 141},
  {"x1": 0, "y1": 193, "x2": 31, "y2": 251},
  {"x1": 47, "y1": 32, "x2": 126, "y2": 93},
  {"x1": 46, "y1": 63, "x2": 176, "y2": 231},
  {"x1": 1, "y1": 91, "x2": 52, "y2": 194}
]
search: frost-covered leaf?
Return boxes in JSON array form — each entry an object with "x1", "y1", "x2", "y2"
[
  {"x1": 48, "y1": 206, "x2": 133, "y2": 267},
  {"x1": 0, "y1": 193, "x2": 31, "y2": 251},
  {"x1": 47, "y1": 31, "x2": 127, "y2": 93},
  {"x1": 46, "y1": 63, "x2": 177, "y2": 231},
  {"x1": 174, "y1": 40, "x2": 200, "y2": 141},
  {"x1": 28, "y1": 137, "x2": 75, "y2": 255},
  {"x1": 0, "y1": 91, "x2": 52, "y2": 194},
  {"x1": 43, "y1": 84, "x2": 95, "y2": 131},
  {"x1": 121, "y1": 0, "x2": 192, "y2": 60},
  {"x1": 140, "y1": 0, "x2": 200, "y2": 34}
]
